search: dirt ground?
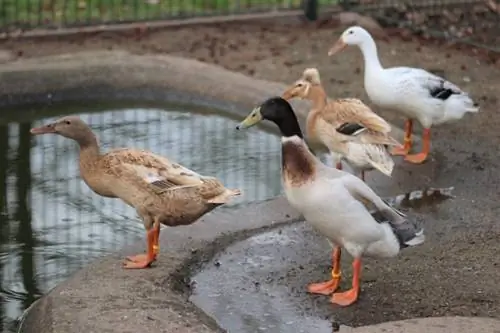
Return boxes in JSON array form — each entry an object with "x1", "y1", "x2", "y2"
[{"x1": 2, "y1": 19, "x2": 500, "y2": 328}]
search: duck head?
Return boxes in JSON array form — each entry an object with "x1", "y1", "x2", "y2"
[{"x1": 328, "y1": 26, "x2": 372, "y2": 56}]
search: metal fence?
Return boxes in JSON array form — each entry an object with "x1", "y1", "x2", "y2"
[
  {"x1": 0, "y1": 0, "x2": 490, "y2": 32},
  {"x1": 2, "y1": 0, "x2": 498, "y2": 52},
  {"x1": 0, "y1": 0, "x2": 334, "y2": 32}
]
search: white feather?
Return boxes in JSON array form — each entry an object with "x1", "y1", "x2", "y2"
[
  {"x1": 282, "y1": 138, "x2": 424, "y2": 259},
  {"x1": 343, "y1": 142, "x2": 394, "y2": 177}
]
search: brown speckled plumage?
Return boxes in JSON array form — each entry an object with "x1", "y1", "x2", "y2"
[
  {"x1": 282, "y1": 68, "x2": 400, "y2": 177},
  {"x1": 31, "y1": 116, "x2": 241, "y2": 230},
  {"x1": 283, "y1": 68, "x2": 399, "y2": 147}
]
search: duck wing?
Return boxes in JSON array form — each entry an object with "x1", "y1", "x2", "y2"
[
  {"x1": 319, "y1": 99, "x2": 399, "y2": 146},
  {"x1": 102, "y1": 148, "x2": 205, "y2": 192},
  {"x1": 325, "y1": 98, "x2": 392, "y2": 133},
  {"x1": 340, "y1": 173, "x2": 404, "y2": 223},
  {"x1": 388, "y1": 67, "x2": 466, "y2": 101},
  {"x1": 103, "y1": 148, "x2": 238, "y2": 201},
  {"x1": 341, "y1": 174, "x2": 425, "y2": 247},
  {"x1": 336, "y1": 121, "x2": 401, "y2": 146}
]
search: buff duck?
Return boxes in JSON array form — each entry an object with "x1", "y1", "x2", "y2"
[
  {"x1": 328, "y1": 26, "x2": 479, "y2": 164},
  {"x1": 282, "y1": 68, "x2": 400, "y2": 181},
  {"x1": 31, "y1": 116, "x2": 241, "y2": 269},
  {"x1": 236, "y1": 97, "x2": 425, "y2": 306}
]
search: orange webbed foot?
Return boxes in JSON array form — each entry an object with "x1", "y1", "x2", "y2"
[
  {"x1": 330, "y1": 288, "x2": 359, "y2": 307},
  {"x1": 126, "y1": 254, "x2": 150, "y2": 263},
  {"x1": 123, "y1": 258, "x2": 154, "y2": 269},
  {"x1": 123, "y1": 254, "x2": 155, "y2": 269},
  {"x1": 307, "y1": 278, "x2": 341, "y2": 295},
  {"x1": 404, "y1": 152, "x2": 428, "y2": 164},
  {"x1": 391, "y1": 145, "x2": 411, "y2": 156}
]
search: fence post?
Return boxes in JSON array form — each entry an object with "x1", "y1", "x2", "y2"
[
  {"x1": 303, "y1": 0, "x2": 318, "y2": 21},
  {"x1": 338, "y1": 0, "x2": 351, "y2": 10}
]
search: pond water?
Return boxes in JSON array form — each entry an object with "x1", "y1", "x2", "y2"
[{"x1": 0, "y1": 101, "x2": 282, "y2": 332}]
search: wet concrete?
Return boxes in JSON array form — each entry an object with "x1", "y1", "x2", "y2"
[
  {"x1": 191, "y1": 223, "x2": 336, "y2": 333},
  {"x1": 190, "y1": 189, "x2": 454, "y2": 333}
]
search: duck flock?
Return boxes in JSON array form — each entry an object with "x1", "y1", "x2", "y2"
[{"x1": 30, "y1": 26, "x2": 478, "y2": 306}]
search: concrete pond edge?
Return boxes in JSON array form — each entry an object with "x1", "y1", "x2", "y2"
[{"x1": 0, "y1": 50, "x2": 471, "y2": 333}]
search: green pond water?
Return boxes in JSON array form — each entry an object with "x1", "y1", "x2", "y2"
[{"x1": 0, "y1": 101, "x2": 282, "y2": 332}]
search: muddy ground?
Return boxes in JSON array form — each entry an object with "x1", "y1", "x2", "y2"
[{"x1": 2, "y1": 19, "x2": 500, "y2": 328}]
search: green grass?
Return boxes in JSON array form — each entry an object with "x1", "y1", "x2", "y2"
[{"x1": 0, "y1": 0, "x2": 338, "y2": 29}]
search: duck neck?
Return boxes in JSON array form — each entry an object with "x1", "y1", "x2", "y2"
[
  {"x1": 275, "y1": 112, "x2": 304, "y2": 140},
  {"x1": 307, "y1": 85, "x2": 328, "y2": 109},
  {"x1": 77, "y1": 132, "x2": 101, "y2": 165},
  {"x1": 359, "y1": 38, "x2": 383, "y2": 75}
]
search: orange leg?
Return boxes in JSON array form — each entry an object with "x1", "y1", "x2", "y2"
[
  {"x1": 405, "y1": 128, "x2": 431, "y2": 164},
  {"x1": 391, "y1": 119, "x2": 413, "y2": 156},
  {"x1": 308, "y1": 247, "x2": 342, "y2": 295},
  {"x1": 124, "y1": 219, "x2": 160, "y2": 269},
  {"x1": 330, "y1": 257, "x2": 361, "y2": 306},
  {"x1": 152, "y1": 218, "x2": 160, "y2": 256},
  {"x1": 336, "y1": 162, "x2": 342, "y2": 170}
]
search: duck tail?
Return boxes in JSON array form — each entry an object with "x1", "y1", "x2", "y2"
[
  {"x1": 389, "y1": 217, "x2": 425, "y2": 249},
  {"x1": 443, "y1": 94, "x2": 480, "y2": 122},
  {"x1": 369, "y1": 159, "x2": 394, "y2": 177},
  {"x1": 401, "y1": 228, "x2": 425, "y2": 247},
  {"x1": 207, "y1": 188, "x2": 242, "y2": 204},
  {"x1": 367, "y1": 145, "x2": 395, "y2": 177}
]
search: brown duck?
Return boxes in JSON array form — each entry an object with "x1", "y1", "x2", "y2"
[
  {"x1": 31, "y1": 116, "x2": 241, "y2": 269},
  {"x1": 281, "y1": 68, "x2": 401, "y2": 181}
]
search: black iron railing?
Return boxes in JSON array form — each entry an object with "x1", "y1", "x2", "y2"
[{"x1": 0, "y1": 0, "x2": 340, "y2": 32}]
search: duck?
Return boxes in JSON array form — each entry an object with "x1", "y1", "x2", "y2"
[
  {"x1": 328, "y1": 26, "x2": 479, "y2": 164},
  {"x1": 281, "y1": 67, "x2": 400, "y2": 181},
  {"x1": 236, "y1": 97, "x2": 425, "y2": 306},
  {"x1": 30, "y1": 116, "x2": 241, "y2": 269}
]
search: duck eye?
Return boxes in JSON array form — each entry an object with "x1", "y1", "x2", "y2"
[
  {"x1": 348, "y1": 31, "x2": 353, "y2": 35},
  {"x1": 65, "y1": 120, "x2": 71, "y2": 125},
  {"x1": 297, "y1": 83, "x2": 303, "y2": 87}
]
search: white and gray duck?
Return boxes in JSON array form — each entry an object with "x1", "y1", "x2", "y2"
[
  {"x1": 328, "y1": 26, "x2": 479, "y2": 164},
  {"x1": 236, "y1": 97, "x2": 425, "y2": 306}
]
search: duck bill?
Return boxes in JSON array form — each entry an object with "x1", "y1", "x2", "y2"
[
  {"x1": 281, "y1": 87, "x2": 295, "y2": 101},
  {"x1": 328, "y1": 38, "x2": 347, "y2": 56},
  {"x1": 30, "y1": 124, "x2": 56, "y2": 135},
  {"x1": 236, "y1": 107, "x2": 263, "y2": 130}
]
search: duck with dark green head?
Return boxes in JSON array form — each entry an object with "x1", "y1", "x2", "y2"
[{"x1": 236, "y1": 97, "x2": 426, "y2": 307}]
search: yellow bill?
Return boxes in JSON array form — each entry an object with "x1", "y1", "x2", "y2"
[{"x1": 236, "y1": 107, "x2": 263, "y2": 130}]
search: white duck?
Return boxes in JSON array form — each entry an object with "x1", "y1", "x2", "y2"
[
  {"x1": 328, "y1": 26, "x2": 479, "y2": 164},
  {"x1": 236, "y1": 97, "x2": 425, "y2": 306}
]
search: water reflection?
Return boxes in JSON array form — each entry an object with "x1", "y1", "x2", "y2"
[
  {"x1": 16, "y1": 122, "x2": 42, "y2": 314},
  {"x1": 0, "y1": 124, "x2": 8, "y2": 332},
  {"x1": 0, "y1": 103, "x2": 282, "y2": 332}
]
